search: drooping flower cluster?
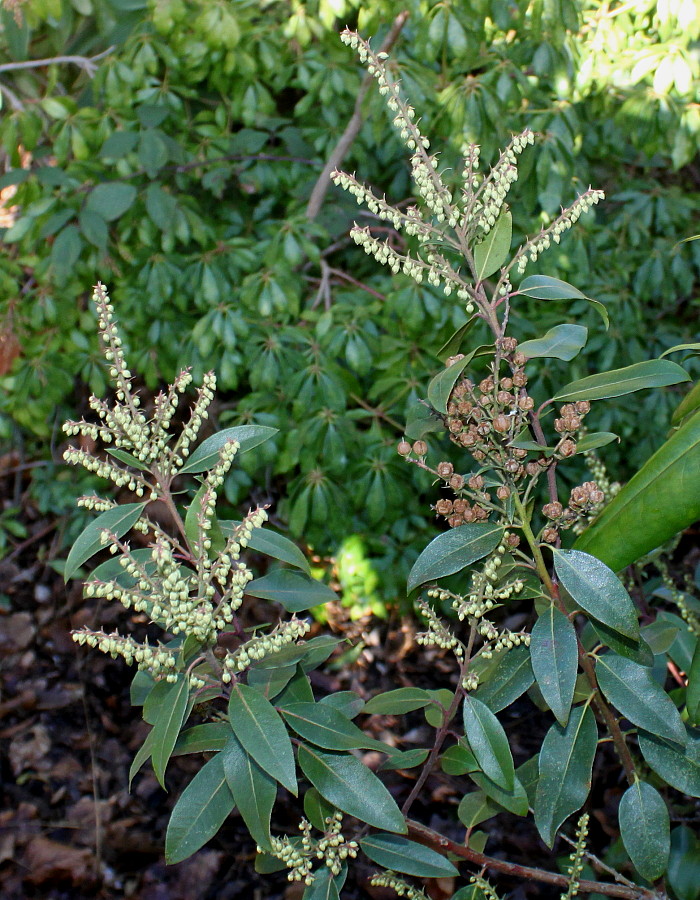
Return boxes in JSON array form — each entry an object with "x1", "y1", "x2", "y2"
[
  {"x1": 370, "y1": 872, "x2": 428, "y2": 900},
  {"x1": 560, "y1": 812, "x2": 590, "y2": 900},
  {"x1": 262, "y1": 814, "x2": 359, "y2": 885}
]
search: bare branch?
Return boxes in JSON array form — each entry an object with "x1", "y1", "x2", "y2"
[{"x1": 0, "y1": 46, "x2": 115, "y2": 78}]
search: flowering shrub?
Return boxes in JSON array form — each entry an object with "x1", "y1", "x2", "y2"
[{"x1": 65, "y1": 31, "x2": 700, "y2": 900}]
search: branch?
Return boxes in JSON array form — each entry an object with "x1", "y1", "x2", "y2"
[
  {"x1": 305, "y1": 11, "x2": 410, "y2": 221},
  {"x1": 406, "y1": 820, "x2": 661, "y2": 900},
  {"x1": 0, "y1": 47, "x2": 115, "y2": 78}
]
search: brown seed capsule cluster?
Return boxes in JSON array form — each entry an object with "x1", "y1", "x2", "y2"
[
  {"x1": 433, "y1": 495, "x2": 490, "y2": 528},
  {"x1": 541, "y1": 480, "x2": 605, "y2": 540},
  {"x1": 553, "y1": 401, "x2": 591, "y2": 459}
]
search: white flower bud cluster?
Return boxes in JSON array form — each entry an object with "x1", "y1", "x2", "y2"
[
  {"x1": 76, "y1": 495, "x2": 116, "y2": 513},
  {"x1": 192, "y1": 440, "x2": 240, "y2": 556},
  {"x1": 265, "y1": 830, "x2": 314, "y2": 884},
  {"x1": 415, "y1": 597, "x2": 463, "y2": 656},
  {"x1": 315, "y1": 812, "x2": 359, "y2": 876},
  {"x1": 562, "y1": 812, "x2": 590, "y2": 900},
  {"x1": 169, "y1": 371, "x2": 217, "y2": 473},
  {"x1": 72, "y1": 627, "x2": 180, "y2": 682},
  {"x1": 462, "y1": 672, "x2": 480, "y2": 691},
  {"x1": 63, "y1": 446, "x2": 148, "y2": 495},
  {"x1": 409, "y1": 152, "x2": 456, "y2": 224},
  {"x1": 491, "y1": 629, "x2": 531, "y2": 655},
  {"x1": 514, "y1": 187, "x2": 604, "y2": 274},
  {"x1": 330, "y1": 171, "x2": 424, "y2": 236},
  {"x1": 350, "y1": 225, "x2": 427, "y2": 282},
  {"x1": 148, "y1": 368, "x2": 194, "y2": 455},
  {"x1": 470, "y1": 874, "x2": 501, "y2": 900},
  {"x1": 370, "y1": 872, "x2": 428, "y2": 900},
  {"x1": 222, "y1": 618, "x2": 310, "y2": 681}
]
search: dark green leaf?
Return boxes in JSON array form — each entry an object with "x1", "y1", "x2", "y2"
[
  {"x1": 534, "y1": 704, "x2": 597, "y2": 847},
  {"x1": 553, "y1": 360, "x2": 690, "y2": 403},
  {"x1": 220, "y1": 521, "x2": 310, "y2": 573},
  {"x1": 228, "y1": 683, "x2": 297, "y2": 794},
  {"x1": 457, "y1": 790, "x2": 502, "y2": 828},
  {"x1": 302, "y1": 866, "x2": 344, "y2": 900},
  {"x1": 106, "y1": 447, "x2": 151, "y2": 471},
  {"x1": 552, "y1": 549, "x2": 639, "y2": 640},
  {"x1": 246, "y1": 569, "x2": 335, "y2": 612},
  {"x1": 408, "y1": 523, "x2": 503, "y2": 592},
  {"x1": 474, "y1": 210, "x2": 512, "y2": 280},
  {"x1": 363, "y1": 688, "x2": 433, "y2": 715},
  {"x1": 638, "y1": 728, "x2": 700, "y2": 798},
  {"x1": 172, "y1": 723, "x2": 231, "y2": 756},
  {"x1": 180, "y1": 425, "x2": 278, "y2": 474},
  {"x1": 64, "y1": 502, "x2": 147, "y2": 580},
  {"x1": 247, "y1": 664, "x2": 298, "y2": 701},
  {"x1": 86, "y1": 182, "x2": 137, "y2": 221},
  {"x1": 129, "y1": 727, "x2": 155, "y2": 789},
  {"x1": 222, "y1": 732, "x2": 277, "y2": 849},
  {"x1": 100, "y1": 131, "x2": 138, "y2": 159},
  {"x1": 297, "y1": 744, "x2": 406, "y2": 833},
  {"x1": 282, "y1": 702, "x2": 387, "y2": 751},
  {"x1": 518, "y1": 324, "x2": 588, "y2": 361},
  {"x1": 303, "y1": 787, "x2": 337, "y2": 830},
  {"x1": 427, "y1": 348, "x2": 479, "y2": 415},
  {"x1": 687, "y1": 642, "x2": 700, "y2": 725},
  {"x1": 360, "y1": 833, "x2": 458, "y2": 878},
  {"x1": 379, "y1": 748, "x2": 429, "y2": 770},
  {"x1": 436, "y1": 316, "x2": 477, "y2": 362},
  {"x1": 518, "y1": 275, "x2": 586, "y2": 301},
  {"x1": 575, "y1": 432, "x2": 619, "y2": 453},
  {"x1": 473, "y1": 644, "x2": 534, "y2": 712},
  {"x1": 151, "y1": 675, "x2": 190, "y2": 787},
  {"x1": 574, "y1": 411, "x2": 700, "y2": 571},
  {"x1": 619, "y1": 780, "x2": 670, "y2": 881},
  {"x1": 531, "y1": 605, "x2": 578, "y2": 726},
  {"x1": 319, "y1": 692, "x2": 365, "y2": 718},
  {"x1": 165, "y1": 753, "x2": 235, "y2": 864},
  {"x1": 596, "y1": 653, "x2": 687, "y2": 745},
  {"x1": 659, "y1": 342, "x2": 700, "y2": 358},
  {"x1": 462, "y1": 696, "x2": 514, "y2": 791},
  {"x1": 440, "y1": 743, "x2": 478, "y2": 775},
  {"x1": 588, "y1": 618, "x2": 654, "y2": 667},
  {"x1": 469, "y1": 771, "x2": 529, "y2": 816}
]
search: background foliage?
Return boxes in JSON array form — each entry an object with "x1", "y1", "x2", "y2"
[{"x1": 1, "y1": 0, "x2": 699, "y2": 598}]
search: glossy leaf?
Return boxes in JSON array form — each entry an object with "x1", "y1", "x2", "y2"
[
  {"x1": 534, "y1": 704, "x2": 597, "y2": 847},
  {"x1": 246, "y1": 569, "x2": 336, "y2": 612},
  {"x1": 574, "y1": 410, "x2": 700, "y2": 571},
  {"x1": 151, "y1": 675, "x2": 190, "y2": 787},
  {"x1": 408, "y1": 523, "x2": 503, "y2": 592},
  {"x1": 297, "y1": 744, "x2": 406, "y2": 833},
  {"x1": 531, "y1": 605, "x2": 578, "y2": 726},
  {"x1": 281, "y1": 702, "x2": 387, "y2": 751},
  {"x1": 587, "y1": 618, "x2": 654, "y2": 668},
  {"x1": 172, "y1": 723, "x2": 231, "y2": 756},
  {"x1": 474, "y1": 209, "x2": 512, "y2": 280},
  {"x1": 472, "y1": 644, "x2": 534, "y2": 712},
  {"x1": 469, "y1": 771, "x2": 529, "y2": 816},
  {"x1": 457, "y1": 790, "x2": 502, "y2": 828},
  {"x1": 552, "y1": 549, "x2": 639, "y2": 640},
  {"x1": 85, "y1": 181, "x2": 137, "y2": 221},
  {"x1": 619, "y1": 780, "x2": 670, "y2": 881},
  {"x1": 552, "y1": 359, "x2": 690, "y2": 403},
  {"x1": 427, "y1": 348, "x2": 479, "y2": 414},
  {"x1": 441, "y1": 743, "x2": 478, "y2": 775},
  {"x1": 436, "y1": 316, "x2": 477, "y2": 362},
  {"x1": 319, "y1": 691, "x2": 365, "y2": 718},
  {"x1": 220, "y1": 521, "x2": 310, "y2": 573},
  {"x1": 659, "y1": 342, "x2": 700, "y2": 358},
  {"x1": 247, "y1": 664, "x2": 298, "y2": 701},
  {"x1": 596, "y1": 653, "x2": 687, "y2": 745},
  {"x1": 303, "y1": 787, "x2": 337, "y2": 831},
  {"x1": 518, "y1": 324, "x2": 588, "y2": 361},
  {"x1": 517, "y1": 275, "x2": 586, "y2": 301},
  {"x1": 687, "y1": 643, "x2": 700, "y2": 725},
  {"x1": 672, "y1": 380, "x2": 700, "y2": 426},
  {"x1": 129, "y1": 727, "x2": 155, "y2": 789},
  {"x1": 64, "y1": 501, "x2": 147, "y2": 580},
  {"x1": 575, "y1": 431, "x2": 619, "y2": 453},
  {"x1": 637, "y1": 728, "x2": 700, "y2": 798},
  {"x1": 462, "y1": 696, "x2": 514, "y2": 791},
  {"x1": 228, "y1": 683, "x2": 297, "y2": 794},
  {"x1": 379, "y1": 748, "x2": 430, "y2": 771},
  {"x1": 179, "y1": 425, "x2": 278, "y2": 474},
  {"x1": 222, "y1": 732, "x2": 276, "y2": 850},
  {"x1": 302, "y1": 866, "x2": 344, "y2": 900},
  {"x1": 165, "y1": 753, "x2": 235, "y2": 864},
  {"x1": 363, "y1": 687, "x2": 433, "y2": 715},
  {"x1": 360, "y1": 833, "x2": 458, "y2": 877}
]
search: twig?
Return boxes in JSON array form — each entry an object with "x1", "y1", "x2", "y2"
[
  {"x1": 406, "y1": 820, "x2": 660, "y2": 900},
  {"x1": 305, "y1": 11, "x2": 410, "y2": 220},
  {"x1": 0, "y1": 47, "x2": 115, "y2": 78}
]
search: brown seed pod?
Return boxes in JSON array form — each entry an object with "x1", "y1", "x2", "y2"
[
  {"x1": 449, "y1": 473, "x2": 465, "y2": 491},
  {"x1": 559, "y1": 439, "x2": 577, "y2": 457},
  {"x1": 435, "y1": 498, "x2": 453, "y2": 516},
  {"x1": 468, "y1": 474, "x2": 484, "y2": 490},
  {"x1": 496, "y1": 485, "x2": 511, "y2": 500},
  {"x1": 448, "y1": 514, "x2": 464, "y2": 528},
  {"x1": 397, "y1": 440, "x2": 412, "y2": 456},
  {"x1": 453, "y1": 498, "x2": 469, "y2": 514},
  {"x1": 542, "y1": 527, "x2": 559, "y2": 544},
  {"x1": 412, "y1": 440, "x2": 428, "y2": 456},
  {"x1": 543, "y1": 501, "x2": 564, "y2": 519},
  {"x1": 437, "y1": 461, "x2": 454, "y2": 478}
]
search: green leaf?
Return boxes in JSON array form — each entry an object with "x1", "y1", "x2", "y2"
[
  {"x1": 552, "y1": 549, "x2": 639, "y2": 640},
  {"x1": 79, "y1": 208, "x2": 108, "y2": 250},
  {"x1": 363, "y1": 688, "x2": 433, "y2": 715},
  {"x1": 518, "y1": 275, "x2": 586, "y2": 301},
  {"x1": 470, "y1": 770, "x2": 529, "y2": 816},
  {"x1": 408, "y1": 523, "x2": 503, "y2": 592},
  {"x1": 595, "y1": 653, "x2": 687, "y2": 745},
  {"x1": 587, "y1": 618, "x2": 654, "y2": 668},
  {"x1": 220, "y1": 522, "x2": 310, "y2": 574},
  {"x1": 552, "y1": 360, "x2": 690, "y2": 403},
  {"x1": 472, "y1": 644, "x2": 534, "y2": 713},
  {"x1": 441, "y1": 743, "x2": 478, "y2": 775},
  {"x1": 319, "y1": 692, "x2": 365, "y2": 718},
  {"x1": 574, "y1": 411, "x2": 700, "y2": 571},
  {"x1": 637, "y1": 728, "x2": 700, "y2": 798},
  {"x1": 379, "y1": 748, "x2": 430, "y2": 771},
  {"x1": 436, "y1": 316, "x2": 477, "y2": 362},
  {"x1": 426, "y1": 348, "x2": 479, "y2": 414},
  {"x1": 246, "y1": 570, "x2": 335, "y2": 612},
  {"x1": 687, "y1": 643, "x2": 700, "y2": 725},
  {"x1": 303, "y1": 866, "x2": 345, "y2": 900},
  {"x1": 660, "y1": 342, "x2": 700, "y2": 358},
  {"x1": 518, "y1": 324, "x2": 588, "y2": 361},
  {"x1": 165, "y1": 753, "x2": 235, "y2": 864},
  {"x1": 129, "y1": 727, "x2": 155, "y2": 789},
  {"x1": 180, "y1": 425, "x2": 278, "y2": 474},
  {"x1": 100, "y1": 131, "x2": 138, "y2": 159},
  {"x1": 462, "y1": 696, "x2": 514, "y2": 791},
  {"x1": 531, "y1": 605, "x2": 578, "y2": 726},
  {"x1": 222, "y1": 732, "x2": 277, "y2": 850},
  {"x1": 297, "y1": 744, "x2": 406, "y2": 833},
  {"x1": 172, "y1": 723, "x2": 231, "y2": 756},
  {"x1": 138, "y1": 128, "x2": 169, "y2": 177},
  {"x1": 619, "y1": 780, "x2": 670, "y2": 881},
  {"x1": 574, "y1": 432, "x2": 619, "y2": 454},
  {"x1": 86, "y1": 182, "x2": 137, "y2": 221},
  {"x1": 672, "y1": 380, "x2": 700, "y2": 426},
  {"x1": 474, "y1": 209, "x2": 512, "y2": 280},
  {"x1": 145, "y1": 182, "x2": 178, "y2": 231},
  {"x1": 247, "y1": 664, "x2": 298, "y2": 701},
  {"x1": 282, "y1": 702, "x2": 387, "y2": 751},
  {"x1": 106, "y1": 447, "x2": 151, "y2": 472},
  {"x1": 228, "y1": 683, "x2": 297, "y2": 794},
  {"x1": 151, "y1": 675, "x2": 190, "y2": 788},
  {"x1": 360, "y1": 833, "x2": 458, "y2": 878},
  {"x1": 64, "y1": 502, "x2": 147, "y2": 580},
  {"x1": 457, "y1": 790, "x2": 502, "y2": 828},
  {"x1": 303, "y1": 787, "x2": 337, "y2": 831},
  {"x1": 534, "y1": 704, "x2": 597, "y2": 847}
]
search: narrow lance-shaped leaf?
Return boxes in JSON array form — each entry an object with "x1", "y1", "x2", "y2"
[
  {"x1": 462, "y1": 696, "x2": 515, "y2": 791},
  {"x1": 222, "y1": 732, "x2": 277, "y2": 850},
  {"x1": 64, "y1": 501, "x2": 147, "y2": 581},
  {"x1": 359, "y1": 833, "x2": 458, "y2": 878},
  {"x1": 165, "y1": 753, "x2": 235, "y2": 864},
  {"x1": 530, "y1": 605, "x2": 578, "y2": 726},
  {"x1": 534, "y1": 704, "x2": 597, "y2": 847},
  {"x1": 552, "y1": 359, "x2": 690, "y2": 403},
  {"x1": 619, "y1": 780, "x2": 670, "y2": 881},
  {"x1": 637, "y1": 728, "x2": 700, "y2": 799},
  {"x1": 595, "y1": 653, "x2": 687, "y2": 746},
  {"x1": 179, "y1": 425, "x2": 278, "y2": 474},
  {"x1": 427, "y1": 347, "x2": 479, "y2": 414},
  {"x1": 282, "y1": 702, "x2": 388, "y2": 752},
  {"x1": 297, "y1": 744, "x2": 406, "y2": 834},
  {"x1": 473, "y1": 644, "x2": 534, "y2": 713},
  {"x1": 514, "y1": 275, "x2": 608, "y2": 327},
  {"x1": 363, "y1": 687, "x2": 433, "y2": 715},
  {"x1": 518, "y1": 324, "x2": 588, "y2": 361},
  {"x1": 408, "y1": 523, "x2": 503, "y2": 592},
  {"x1": 151, "y1": 674, "x2": 190, "y2": 788},
  {"x1": 220, "y1": 520, "x2": 310, "y2": 574},
  {"x1": 246, "y1": 569, "x2": 336, "y2": 612},
  {"x1": 552, "y1": 549, "x2": 639, "y2": 640},
  {"x1": 228, "y1": 683, "x2": 297, "y2": 794},
  {"x1": 474, "y1": 209, "x2": 512, "y2": 279}
]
